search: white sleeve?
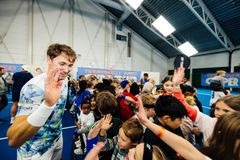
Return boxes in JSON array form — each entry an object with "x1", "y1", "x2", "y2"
[{"x1": 194, "y1": 111, "x2": 217, "y2": 142}]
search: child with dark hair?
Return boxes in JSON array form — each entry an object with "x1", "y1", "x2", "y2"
[
  {"x1": 161, "y1": 74, "x2": 196, "y2": 145},
  {"x1": 104, "y1": 85, "x2": 117, "y2": 97},
  {"x1": 143, "y1": 95, "x2": 187, "y2": 160},
  {"x1": 154, "y1": 85, "x2": 164, "y2": 98},
  {"x1": 140, "y1": 73, "x2": 149, "y2": 85},
  {"x1": 102, "y1": 78, "x2": 112, "y2": 86},
  {"x1": 73, "y1": 80, "x2": 91, "y2": 116},
  {"x1": 77, "y1": 99, "x2": 95, "y2": 133},
  {"x1": 94, "y1": 82, "x2": 106, "y2": 94},
  {"x1": 180, "y1": 84, "x2": 203, "y2": 112},
  {"x1": 73, "y1": 99, "x2": 95, "y2": 156},
  {"x1": 89, "y1": 94, "x2": 101, "y2": 121},
  {"x1": 136, "y1": 97, "x2": 240, "y2": 160}
]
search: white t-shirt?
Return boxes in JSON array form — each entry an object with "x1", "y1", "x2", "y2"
[
  {"x1": 209, "y1": 91, "x2": 225, "y2": 106},
  {"x1": 78, "y1": 111, "x2": 95, "y2": 133},
  {"x1": 16, "y1": 73, "x2": 68, "y2": 158},
  {"x1": 194, "y1": 110, "x2": 217, "y2": 143}
]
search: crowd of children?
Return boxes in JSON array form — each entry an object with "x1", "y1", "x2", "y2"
[{"x1": 67, "y1": 67, "x2": 240, "y2": 160}]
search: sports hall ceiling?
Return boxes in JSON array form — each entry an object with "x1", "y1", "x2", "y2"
[{"x1": 91, "y1": 0, "x2": 240, "y2": 58}]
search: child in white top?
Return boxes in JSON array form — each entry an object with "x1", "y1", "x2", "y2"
[{"x1": 77, "y1": 99, "x2": 95, "y2": 133}]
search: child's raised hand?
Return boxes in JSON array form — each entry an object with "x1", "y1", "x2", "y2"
[
  {"x1": 172, "y1": 67, "x2": 185, "y2": 86},
  {"x1": 135, "y1": 96, "x2": 148, "y2": 125},
  {"x1": 100, "y1": 114, "x2": 113, "y2": 131}
]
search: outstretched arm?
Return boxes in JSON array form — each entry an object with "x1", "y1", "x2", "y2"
[
  {"x1": 172, "y1": 67, "x2": 197, "y2": 121},
  {"x1": 7, "y1": 68, "x2": 63, "y2": 147},
  {"x1": 136, "y1": 96, "x2": 206, "y2": 160}
]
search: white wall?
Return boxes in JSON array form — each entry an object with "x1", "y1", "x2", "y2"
[
  {"x1": 232, "y1": 49, "x2": 240, "y2": 71},
  {"x1": 0, "y1": 0, "x2": 168, "y2": 78}
]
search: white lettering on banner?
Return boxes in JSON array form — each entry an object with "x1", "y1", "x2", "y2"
[
  {"x1": 226, "y1": 78, "x2": 238, "y2": 87},
  {"x1": 206, "y1": 77, "x2": 238, "y2": 87}
]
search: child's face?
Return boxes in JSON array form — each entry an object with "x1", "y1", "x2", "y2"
[
  {"x1": 90, "y1": 98, "x2": 96, "y2": 110},
  {"x1": 155, "y1": 89, "x2": 164, "y2": 95},
  {"x1": 165, "y1": 117, "x2": 182, "y2": 129},
  {"x1": 81, "y1": 104, "x2": 91, "y2": 114},
  {"x1": 163, "y1": 80, "x2": 173, "y2": 95},
  {"x1": 214, "y1": 101, "x2": 235, "y2": 118},
  {"x1": 117, "y1": 128, "x2": 133, "y2": 150},
  {"x1": 145, "y1": 108, "x2": 156, "y2": 118}
]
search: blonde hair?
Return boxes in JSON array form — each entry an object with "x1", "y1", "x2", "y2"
[
  {"x1": 142, "y1": 82, "x2": 154, "y2": 93},
  {"x1": 141, "y1": 93, "x2": 156, "y2": 107},
  {"x1": 185, "y1": 96, "x2": 196, "y2": 106},
  {"x1": 216, "y1": 70, "x2": 226, "y2": 76}
]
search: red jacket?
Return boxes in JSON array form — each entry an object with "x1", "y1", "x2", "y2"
[{"x1": 118, "y1": 92, "x2": 138, "y2": 122}]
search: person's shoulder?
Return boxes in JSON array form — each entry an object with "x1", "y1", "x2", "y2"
[
  {"x1": 26, "y1": 72, "x2": 33, "y2": 77},
  {"x1": 23, "y1": 73, "x2": 46, "y2": 89},
  {"x1": 12, "y1": 71, "x2": 21, "y2": 77}
]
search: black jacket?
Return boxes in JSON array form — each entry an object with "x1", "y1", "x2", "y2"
[{"x1": 143, "y1": 118, "x2": 185, "y2": 160}]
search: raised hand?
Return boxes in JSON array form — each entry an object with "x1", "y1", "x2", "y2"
[
  {"x1": 135, "y1": 96, "x2": 148, "y2": 125},
  {"x1": 172, "y1": 67, "x2": 185, "y2": 86},
  {"x1": 100, "y1": 114, "x2": 113, "y2": 131},
  {"x1": 44, "y1": 68, "x2": 63, "y2": 106}
]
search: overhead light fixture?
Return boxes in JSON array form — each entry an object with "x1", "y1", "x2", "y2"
[
  {"x1": 125, "y1": 0, "x2": 144, "y2": 10},
  {"x1": 152, "y1": 15, "x2": 175, "y2": 37},
  {"x1": 178, "y1": 42, "x2": 198, "y2": 57}
]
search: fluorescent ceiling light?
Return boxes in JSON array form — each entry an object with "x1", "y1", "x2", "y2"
[
  {"x1": 125, "y1": 0, "x2": 144, "y2": 10},
  {"x1": 178, "y1": 42, "x2": 198, "y2": 57},
  {"x1": 152, "y1": 15, "x2": 175, "y2": 37}
]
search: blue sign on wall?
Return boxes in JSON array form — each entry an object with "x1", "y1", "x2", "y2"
[
  {"x1": 201, "y1": 72, "x2": 240, "y2": 88},
  {"x1": 0, "y1": 63, "x2": 23, "y2": 73},
  {"x1": 77, "y1": 67, "x2": 141, "y2": 82}
]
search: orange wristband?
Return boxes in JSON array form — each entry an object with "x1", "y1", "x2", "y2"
[{"x1": 157, "y1": 127, "x2": 165, "y2": 138}]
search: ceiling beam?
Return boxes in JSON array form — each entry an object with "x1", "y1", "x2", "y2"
[
  {"x1": 92, "y1": 0, "x2": 123, "y2": 11},
  {"x1": 89, "y1": 0, "x2": 168, "y2": 59},
  {"x1": 118, "y1": 0, "x2": 183, "y2": 55},
  {"x1": 181, "y1": 0, "x2": 235, "y2": 50},
  {"x1": 116, "y1": 8, "x2": 131, "y2": 30},
  {"x1": 91, "y1": 0, "x2": 131, "y2": 30}
]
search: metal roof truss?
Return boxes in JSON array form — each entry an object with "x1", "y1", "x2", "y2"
[
  {"x1": 118, "y1": 0, "x2": 183, "y2": 53},
  {"x1": 181, "y1": 0, "x2": 234, "y2": 50}
]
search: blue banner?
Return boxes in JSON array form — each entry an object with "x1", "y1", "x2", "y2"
[
  {"x1": 201, "y1": 72, "x2": 240, "y2": 88},
  {"x1": 0, "y1": 63, "x2": 23, "y2": 73},
  {"x1": 77, "y1": 67, "x2": 141, "y2": 82}
]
